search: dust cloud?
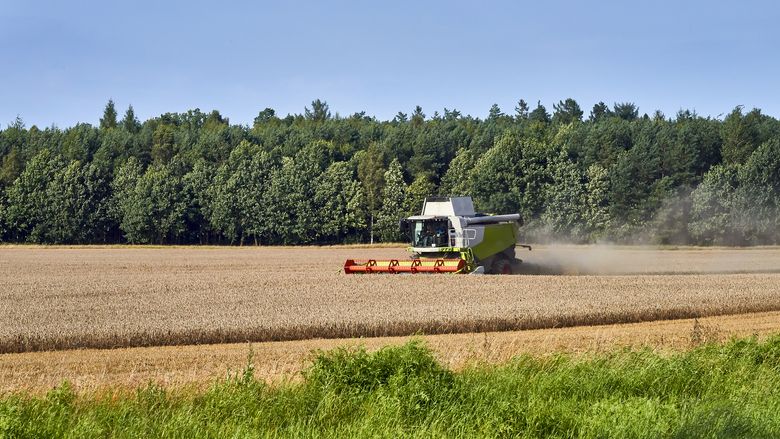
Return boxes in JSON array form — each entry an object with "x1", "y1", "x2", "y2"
[{"x1": 514, "y1": 245, "x2": 780, "y2": 275}]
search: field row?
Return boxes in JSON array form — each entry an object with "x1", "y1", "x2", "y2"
[
  {"x1": 2, "y1": 246, "x2": 780, "y2": 353},
  {"x1": 3, "y1": 311, "x2": 779, "y2": 394}
]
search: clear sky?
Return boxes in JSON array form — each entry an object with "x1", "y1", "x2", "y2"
[{"x1": 2, "y1": 0, "x2": 780, "y2": 128}]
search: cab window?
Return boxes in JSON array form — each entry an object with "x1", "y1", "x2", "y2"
[{"x1": 411, "y1": 219, "x2": 449, "y2": 247}]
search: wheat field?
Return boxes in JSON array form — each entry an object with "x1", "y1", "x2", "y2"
[
  {"x1": 3, "y1": 310, "x2": 780, "y2": 395},
  {"x1": 1, "y1": 245, "x2": 780, "y2": 354}
]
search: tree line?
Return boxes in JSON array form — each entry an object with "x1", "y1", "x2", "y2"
[{"x1": 0, "y1": 98, "x2": 778, "y2": 245}]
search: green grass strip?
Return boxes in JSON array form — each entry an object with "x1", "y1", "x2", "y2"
[{"x1": 2, "y1": 336, "x2": 780, "y2": 438}]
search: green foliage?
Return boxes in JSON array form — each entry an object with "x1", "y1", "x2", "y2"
[
  {"x1": 121, "y1": 104, "x2": 141, "y2": 133},
  {"x1": 62, "y1": 123, "x2": 100, "y2": 163},
  {"x1": 111, "y1": 158, "x2": 188, "y2": 244},
  {"x1": 487, "y1": 103, "x2": 504, "y2": 120},
  {"x1": 584, "y1": 164, "x2": 611, "y2": 239},
  {"x1": 578, "y1": 116, "x2": 633, "y2": 166},
  {"x1": 515, "y1": 98, "x2": 530, "y2": 120},
  {"x1": 267, "y1": 143, "x2": 328, "y2": 244},
  {"x1": 690, "y1": 139, "x2": 780, "y2": 245},
  {"x1": 376, "y1": 159, "x2": 406, "y2": 242},
  {"x1": 1, "y1": 116, "x2": 26, "y2": 154},
  {"x1": 305, "y1": 99, "x2": 331, "y2": 122},
  {"x1": 99, "y1": 99, "x2": 118, "y2": 130},
  {"x1": 0, "y1": 147, "x2": 22, "y2": 187},
  {"x1": 404, "y1": 174, "x2": 436, "y2": 217},
  {"x1": 151, "y1": 124, "x2": 176, "y2": 164},
  {"x1": 552, "y1": 98, "x2": 583, "y2": 125},
  {"x1": 733, "y1": 139, "x2": 780, "y2": 244},
  {"x1": 4, "y1": 149, "x2": 64, "y2": 242},
  {"x1": 207, "y1": 141, "x2": 274, "y2": 244},
  {"x1": 675, "y1": 111, "x2": 722, "y2": 178},
  {"x1": 408, "y1": 121, "x2": 459, "y2": 180},
  {"x1": 182, "y1": 160, "x2": 215, "y2": 243},
  {"x1": 306, "y1": 340, "x2": 453, "y2": 395},
  {"x1": 5, "y1": 337, "x2": 780, "y2": 437},
  {"x1": 0, "y1": 190, "x2": 7, "y2": 241},
  {"x1": 689, "y1": 165, "x2": 741, "y2": 245},
  {"x1": 589, "y1": 101, "x2": 611, "y2": 122},
  {"x1": 721, "y1": 106, "x2": 763, "y2": 165},
  {"x1": 613, "y1": 102, "x2": 639, "y2": 121},
  {"x1": 314, "y1": 161, "x2": 367, "y2": 243},
  {"x1": 541, "y1": 149, "x2": 588, "y2": 241},
  {"x1": 356, "y1": 143, "x2": 386, "y2": 215},
  {"x1": 528, "y1": 101, "x2": 550, "y2": 124},
  {"x1": 470, "y1": 132, "x2": 525, "y2": 214},
  {"x1": 1, "y1": 99, "x2": 780, "y2": 245},
  {"x1": 46, "y1": 161, "x2": 113, "y2": 243},
  {"x1": 439, "y1": 147, "x2": 476, "y2": 197},
  {"x1": 93, "y1": 127, "x2": 136, "y2": 170},
  {"x1": 607, "y1": 124, "x2": 675, "y2": 235}
]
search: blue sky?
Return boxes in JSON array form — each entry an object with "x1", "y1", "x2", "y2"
[{"x1": 2, "y1": 0, "x2": 779, "y2": 127}]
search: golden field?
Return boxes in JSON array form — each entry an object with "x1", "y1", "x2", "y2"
[
  {"x1": 1, "y1": 245, "x2": 780, "y2": 354},
  {"x1": 3, "y1": 310, "x2": 780, "y2": 394}
]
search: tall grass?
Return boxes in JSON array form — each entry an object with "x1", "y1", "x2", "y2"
[{"x1": 3, "y1": 337, "x2": 780, "y2": 438}]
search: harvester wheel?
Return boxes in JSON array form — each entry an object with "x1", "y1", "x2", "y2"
[{"x1": 490, "y1": 256, "x2": 514, "y2": 275}]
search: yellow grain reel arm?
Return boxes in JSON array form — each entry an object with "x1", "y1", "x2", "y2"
[{"x1": 344, "y1": 197, "x2": 530, "y2": 274}]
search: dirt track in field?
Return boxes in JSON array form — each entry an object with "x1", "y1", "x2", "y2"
[
  {"x1": 2, "y1": 310, "x2": 779, "y2": 395},
  {"x1": 2, "y1": 245, "x2": 780, "y2": 354}
]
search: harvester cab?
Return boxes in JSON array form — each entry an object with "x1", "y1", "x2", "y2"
[{"x1": 344, "y1": 196, "x2": 530, "y2": 274}]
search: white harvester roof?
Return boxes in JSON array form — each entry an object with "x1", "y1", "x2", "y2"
[{"x1": 420, "y1": 197, "x2": 475, "y2": 217}]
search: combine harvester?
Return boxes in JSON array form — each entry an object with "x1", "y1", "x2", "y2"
[{"x1": 344, "y1": 196, "x2": 530, "y2": 275}]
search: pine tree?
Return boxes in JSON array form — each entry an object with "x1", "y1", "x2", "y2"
[
  {"x1": 514, "y1": 99, "x2": 529, "y2": 120},
  {"x1": 411, "y1": 106, "x2": 425, "y2": 127},
  {"x1": 721, "y1": 106, "x2": 763, "y2": 165},
  {"x1": 487, "y1": 104, "x2": 504, "y2": 120},
  {"x1": 121, "y1": 105, "x2": 141, "y2": 133},
  {"x1": 253, "y1": 108, "x2": 276, "y2": 126},
  {"x1": 552, "y1": 98, "x2": 583, "y2": 125},
  {"x1": 305, "y1": 99, "x2": 331, "y2": 122},
  {"x1": 100, "y1": 99, "x2": 118, "y2": 130},
  {"x1": 528, "y1": 101, "x2": 550, "y2": 124},
  {"x1": 612, "y1": 102, "x2": 639, "y2": 121},
  {"x1": 589, "y1": 102, "x2": 611, "y2": 122}
]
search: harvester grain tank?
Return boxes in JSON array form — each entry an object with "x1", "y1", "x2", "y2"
[{"x1": 344, "y1": 196, "x2": 530, "y2": 274}]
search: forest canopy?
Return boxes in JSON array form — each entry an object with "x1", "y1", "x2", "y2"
[{"x1": 1, "y1": 99, "x2": 778, "y2": 245}]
